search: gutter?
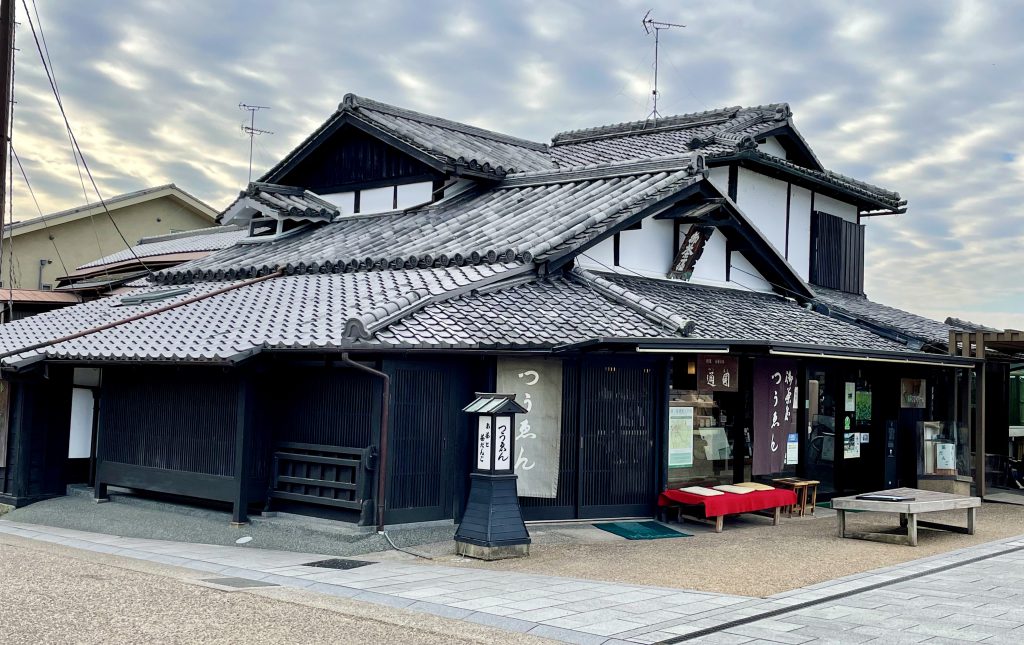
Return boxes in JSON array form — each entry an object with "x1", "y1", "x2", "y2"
[
  {"x1": 339, "y1": 352, "x2": 390, "y2": 533},
  {"x1": 0, "y1": 269, "x2": 285, "y2": 366}
]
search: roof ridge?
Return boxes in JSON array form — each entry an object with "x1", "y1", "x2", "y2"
[
  {"x1": 342, "y1": 93, "x2": 550, "y2": 152},
  {"x1": 550, "y1": 103, "x2": 791, "y2": 145},
  {"x1": 503, "y1": 153, "x2": 706, "y2": 186},
  {"x1": 570, "y1": 267, "x2": 694, "y2": 336},
  {"x1": 5, "y1": 184, "x2": 196, "y2": 232},
  {"x1": 137, "y1": 224, "x2": 244, "y2": 245}
]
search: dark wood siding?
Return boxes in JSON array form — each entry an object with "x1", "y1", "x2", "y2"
[
  {"x1": 278, "y1": 124, "x2": 439, "y2": 193},
  {"x1": 98, "y1": 368, "x2": 239, "y2": 478},
  {"x1": 810, "y1": 210, "x2": 865, "y2": 294},
  {"x1": 1, "y1": 370, "x2": 73, "y2": 503},
  {"x1": 384, "y1": 359, "x2": 475, "y2": 524},
  {"x1": 265, "y1": 367, "x2": 378, "y2": 449}
]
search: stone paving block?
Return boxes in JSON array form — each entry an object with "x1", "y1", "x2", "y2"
[
  {"x1": 525, "y1": 624, "x2": 608, "y2": 645},
  {"x1": 351, "y1": 590, "x2": 416, "y2": 608},
  {"x1": 306, "y1": 582, "x2": 359, "y2": 597},
  {"x1": 473, "y1": 605, "x2": 520, "y2": 616},
  {"x1": 507, "y1": 606, "x2": 576, "y2": 623},
  {"x1": 787, "y1": 624, "x2": 875, "y2": 643},
  {"x1": 722, "y1": 625, "x2": 815, "y2": 644},
  {"x1": 686, "y1": 633, "x2": 754, "y2": 644},
  {"x1": 464, "y1": 612, "x2": 537, "y2": 634},
  {"x1": 501, "y1": 597, "x2": 568, "y2": 612},
  {"x1": 905, "y1": 622, "x2": 996, "y2": 642},
  {"x1": 448, "y1": 596, "x2": 509, "y2": 610},
  {"x1": 624, "y1": 630, "x2": 680, "y2": 643},
  {"x1": 405, "y1": 601, "x2": 473, "y2": 620},
  {"x1": 556, "y1": 596, "x2": 633, "y2": 613},
  {"x1": 573, "y1": 618, "x2": 648, "y2": 637}
]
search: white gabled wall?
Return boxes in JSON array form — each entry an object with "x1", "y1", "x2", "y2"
[
  {"x1": 729, "y1": 251, "x2": 773, "y2": 291},
  {"x1": 578, "y1": 235, "x2": 615, "y2": 270},
  {"x1": 789, "y1": 185, "x2": 813, "y2": 281},
  {"x1": 321, "y1": 180, "x2": 434, "y2": 216},
  {"x1": 814, "y1": 193, "x2": 858, "y2": 224},
  {"x1": 617, "y1": 218, "x2": 675, "y2": 276},
  {"x1": 758, "y1": 136, "x2": 788, "y2": 160},
  {"x1": 707, "y1": 166, "x2": 730, "y2": 195},
  {"x1": 735, "y1": 167, "x2": 788, "y2": 255},
  {"x1": 689, "y1": 230, "x2": 728, "y2": 283}
]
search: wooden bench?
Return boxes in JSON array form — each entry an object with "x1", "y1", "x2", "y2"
[
  {"x1": 658, "y1": 488, "x2": 797, "y2": 533},
  {"x1": 832, "y1": 487, "x2": 980, "y2": 547}
]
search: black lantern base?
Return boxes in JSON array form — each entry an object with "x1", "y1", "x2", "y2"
[{"x1": 455, "y1": 473, "x2": 530, "y2": 560}]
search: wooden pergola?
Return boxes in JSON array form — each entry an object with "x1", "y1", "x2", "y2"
[{"x1": 949, "y1": 329, "x2": 1024, "y2": 496}]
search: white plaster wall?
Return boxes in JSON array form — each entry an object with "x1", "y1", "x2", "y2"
[
  {"x1": 617, "y1": 218, "x2": 675, "y2": 276},
  {"x1": 360, "y1": 186, "x2": 395, "y2": 214},
  {"x1": 729, "y1": 251, "x2": 774, "y2": 292},
  {"x1": 321, "y1": 191, "x2": 355, "y2": 214},
  {"x1": 735, "y1": 167, "x2": 789, "y2": 256},
  {"x1": 758, "y1": 136, "x2": 788, "y2": 160},
  {"x1": 397, "y1": 181, "x2": 433, "y2": 209},
  {"x1": 707, "y1": 166, "x2": 730, "y2": 195},
  {"x1": 690, "y1": 230, "x2": 728, "y2": 283},
  {"x1": 577, "y1": 236, "x2": 615, "y2": 270},
  {"x1": 815, "y1": 194, "x2": 858, "y2": 224},
  {"x1": 789, "y1": 185, "x2": 813, "y2": 281}
]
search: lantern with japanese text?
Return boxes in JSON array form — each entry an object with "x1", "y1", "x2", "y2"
[{"x1": 455, "y1": 393, "x2": 531, "y2": 559}]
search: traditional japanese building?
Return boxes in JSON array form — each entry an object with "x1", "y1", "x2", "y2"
[{"x1": 0, "y1": 95, "x2": 988, "y2": 525}]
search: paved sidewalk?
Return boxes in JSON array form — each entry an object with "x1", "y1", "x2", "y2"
[{"x1": 1, "y1": 519, "x2": 1022, "y2": 644}]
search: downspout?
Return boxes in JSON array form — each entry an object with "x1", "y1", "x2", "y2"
[
  {"x1": 340, "y1": 352, "x2": 390, "y2": 532},
  {"x1": 0, "y1": 269, "x2": 285, "y2": 363}
]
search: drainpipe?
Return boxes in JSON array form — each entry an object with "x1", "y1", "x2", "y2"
[
  {"x1": 340, "y1": 352, "x2": 390, "y2": 532},
  {"x1": 0, "y1": 269, "x2": 285, "y2": 363}
]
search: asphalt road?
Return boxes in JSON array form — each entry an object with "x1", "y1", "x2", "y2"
[{"x1": 0, "y1": 533, "x2": 551, "y2": 645}]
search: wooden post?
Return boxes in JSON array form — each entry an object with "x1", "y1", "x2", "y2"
[
  {"x1": 231, "y1": 374, "x2": 253, "y2": 525},
  {"x1": 0, "y1": 0, "x2": 14, "y2": 250}
]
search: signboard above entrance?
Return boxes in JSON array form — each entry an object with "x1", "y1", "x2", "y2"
[{"x1": 697, "y1": 355, "x2": 739, "y2": 393}]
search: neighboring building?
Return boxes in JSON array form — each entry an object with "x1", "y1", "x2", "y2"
[
  {"x1": 0, "y1": 288, "x2": 81, "y2": 322},
  {"x1": 2, "y1": 184, "x2": 217, "y2": 292},
  {"x1": 0, "y1": 95, "x2": 1003, "y2": 526}
]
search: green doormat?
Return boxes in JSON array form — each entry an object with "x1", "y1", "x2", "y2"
[{"x1": 593, "y1": 521, "x2": 691, "y2": 540}]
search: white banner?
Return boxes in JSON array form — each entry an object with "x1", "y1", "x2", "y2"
[{"x1": 497, "y1": 358, "x2": 563, "y2": 498}]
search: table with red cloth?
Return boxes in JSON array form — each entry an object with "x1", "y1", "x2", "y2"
[{"x1": 658, "y1": 488, "x2": 798, "y2": 532}]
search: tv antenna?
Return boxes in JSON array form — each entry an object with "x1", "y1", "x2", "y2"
[
  {"x1": 239, "y1": 103, "x2": 272, "y2": 184},
  {"x1": 642, "y1": 10, "x2": 684, "y2": 122}
]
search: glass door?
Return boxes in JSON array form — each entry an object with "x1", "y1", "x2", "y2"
[{"x1": 805, "y1": 367, "x2": 836, "y2": 496}]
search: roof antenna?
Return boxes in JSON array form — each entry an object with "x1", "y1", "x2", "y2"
[
  {"x1": 642, "y1": 10, "x2": 684, "y2": 125},
  {"x1": 239, "y1": 103, "x2": 273, "y2": 184}
]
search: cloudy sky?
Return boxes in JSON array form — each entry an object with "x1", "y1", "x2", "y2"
[{"x1": 9, "y1": 0, "x2": 1024, "y2": 327}]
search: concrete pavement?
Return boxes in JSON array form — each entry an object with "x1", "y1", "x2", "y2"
[{"x1": 2, "y1": 519, "x2": 1024, "y2": 644}]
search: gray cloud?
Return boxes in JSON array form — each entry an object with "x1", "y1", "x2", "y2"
[{"x1": 10, "y1": 0, "x2": 1024, "y2": 327}]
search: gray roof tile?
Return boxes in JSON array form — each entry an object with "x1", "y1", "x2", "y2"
[
  {"x1": 814, "y1": 286, "x2": 963, "y2": 346},
  {"x1": 77, "y1": 226, "x2": 247, "y2": 270}
]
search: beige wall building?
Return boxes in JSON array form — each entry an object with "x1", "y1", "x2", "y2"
[{"x1": 2, "y1": 184, "x2": 217, "y2": 290}]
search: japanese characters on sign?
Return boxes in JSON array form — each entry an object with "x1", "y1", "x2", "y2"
[
  {"x1": 494, "y1": 416, "x2": 512, "y2": 471},
  {"x1": 697, "y1": 355, "x2": 739, "y2": 393},
  {"x1": 476, "y1": 416, "x2": 492, "y2": 470},
  {"x1": 753, "y1": 359, "x2": 797, "y2": 475},
  {"x1": 497, "y1": 358, "x2": 563, "y2": 498}
]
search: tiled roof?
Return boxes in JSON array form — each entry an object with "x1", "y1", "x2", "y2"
[
  {"x1": 601, "y1": 274, "x2": 915, "y2": 352},
  {"x1": 374, "y1": 276, "x2": 679, "y2": 348},
  {"x1": 550, "y1": 104, "x2": 793, "y2": 164},
  {"x1": 155, "y1": 157, "x2": 705, "y2": 284},
  {"x1": 0, "y1": 264, "x2": 523, "y2": 366},
  {"x1": 261, "y1": 94, "x2": 554, "y2": 182},
  {"x1": 814, "y1": 286, "x2": 961, "y2": 346},
  {"x1": 222, "y1": 183, "x2": 341, "y2": 226},
  {"x1": 76, "y1": 226, "x2": 247, "y2": 270}
]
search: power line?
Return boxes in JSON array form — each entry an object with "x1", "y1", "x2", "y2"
[
  {"x1": 20, "y1": 0, "x2": 151, "y2": 277},
  {"x1": 11, "y1": 145, "x2": 70, "y2": 277}
]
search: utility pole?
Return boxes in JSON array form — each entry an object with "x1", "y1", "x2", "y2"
[
  {"x1": 239, "y1": 103, "x2": 271, "y2": 184},
  {"x1": 0, "y1": 0, "x2": 15, "y2": 284},
  {"x1": 641, "y1": 10, "x2": 684, "y2": 123}
]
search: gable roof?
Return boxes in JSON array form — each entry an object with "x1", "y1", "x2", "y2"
[
  {"x1": 5, "y1": 184, "x2": 217, "y2": 237},
  {"x1": 261, "y1": 94, "x2": 555, "y2": 184},
  {"x1": 74, "y1": 225, "x2": 247, "y2": 273},
  {"x1": 155, "y1": 156, "x2": 707, "y2": 284}
]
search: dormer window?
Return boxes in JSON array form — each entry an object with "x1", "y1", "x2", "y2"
[{"x1": 221, "y1": 182, "x2": 341, "y2": 242}]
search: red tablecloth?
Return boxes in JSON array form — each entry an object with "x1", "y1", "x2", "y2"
[{"x1": 658, "y1": 488, "x2": 797, "y2": 517}]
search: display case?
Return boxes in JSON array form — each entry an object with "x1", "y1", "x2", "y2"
[
  {"x1": 667, "y1": 389, "x2": 733, "y2": 487},
  {"x1": 917, "y1": 421, "x2": 970, "y2": 480}
]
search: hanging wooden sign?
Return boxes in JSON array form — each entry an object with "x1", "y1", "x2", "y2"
[{"x1": 697, "y1": 355, "x2": 739, "y2": 392}]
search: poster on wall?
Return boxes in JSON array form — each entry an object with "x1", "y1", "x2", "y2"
[
  {"x1": 668, "y1": 406, "x2": 694, "y2": 467},
  {"x1": 901, "y1": 378, "x2": 927, "y2": 409},
  {"x1": 844, "y1": 382, "x2": 856, "y2": 412},
  {"x1": 844, "y1": 432, "x2": 861, "y2": 459},
  {"x1": 785, "y1": 433, "x2": 799, "y2": 465},
  {"x1": 697, "y1": 355, "x2": 740, "y2": 393},
  {"x1": 753, "y1": 359, "x2": 797, "y2": 475},
  {"x1": 497, "y1": 358, "x2": 563, "y2": 498},
  {"x1": 856, "y1": 390, "x2": 872, "y2": 422}
]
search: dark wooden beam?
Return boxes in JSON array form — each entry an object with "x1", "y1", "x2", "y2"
[{"x1": 232, "y1": 374, "x2": 255, "y2": 525}]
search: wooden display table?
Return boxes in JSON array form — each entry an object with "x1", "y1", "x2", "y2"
[
  {"x1": 771, "y1": 477, "x2": 820, "y2": 517},
  {"x1": 832, "y1": 487, "x2": 980, "y2": 547}
]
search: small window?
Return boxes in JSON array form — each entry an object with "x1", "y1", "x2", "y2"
[{"x1": 248, "y1": 217, "x2": 278, "y2": 238}]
